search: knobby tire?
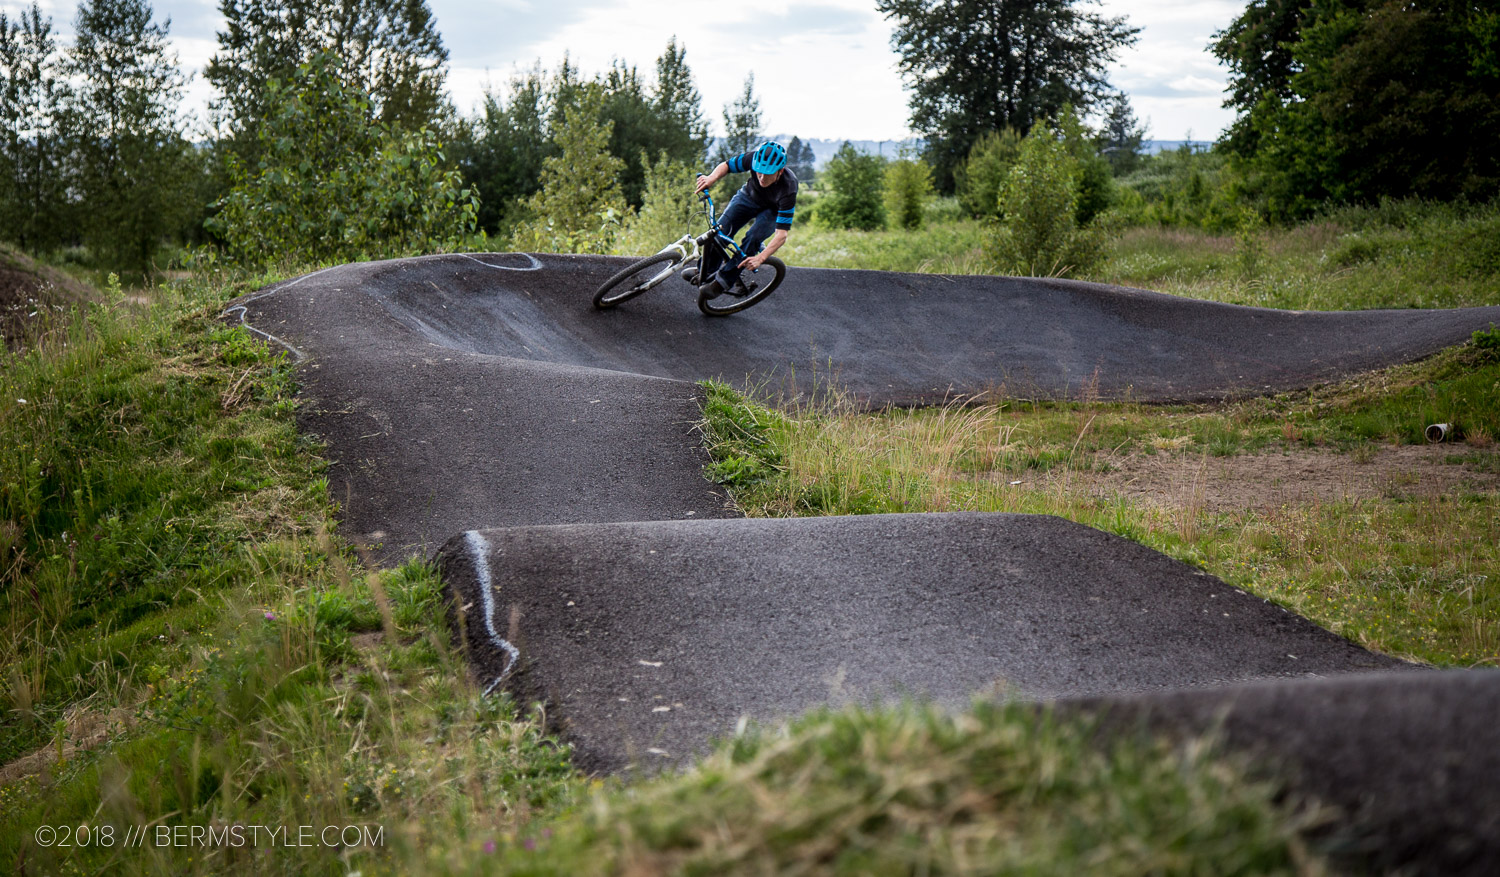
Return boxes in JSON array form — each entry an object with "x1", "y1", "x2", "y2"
[
  {"x1": 698, "y1": 256, "x2": 786, "y2": 316},
  {"x1": 593, "y1": 251, "x2": 684, "y2": 309}
]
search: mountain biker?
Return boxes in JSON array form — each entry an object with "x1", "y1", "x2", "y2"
[{"x1": 690, "y1": 140, "x2": 798, "y2": 298}]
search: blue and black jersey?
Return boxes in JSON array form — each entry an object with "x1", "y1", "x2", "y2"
[{"x1": 726, "y1": 150, "x2": 799, "y2": 230}]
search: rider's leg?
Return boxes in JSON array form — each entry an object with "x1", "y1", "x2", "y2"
[
  {"x1": 715, "y1": 206, "x2": 778, "y2": 290},
  {"x1": 699, "y1": 191, "x2": 759, "y2": 284}
]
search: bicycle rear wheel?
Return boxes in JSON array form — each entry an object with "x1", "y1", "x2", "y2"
[
  {"x1": 698, "y1": 256, "x2": 785, "y2": 316},
  {"x1": 593, "y1": 251, "x2": 684, "y2": 309}
]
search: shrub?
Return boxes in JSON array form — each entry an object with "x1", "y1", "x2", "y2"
[
  {"x1": 817, "y1": 142, "x2": 886, "y2": 231},
  {"x1": 208, "y1": 51, "x2": 478, "y2": 269},
  {"x1": 1114, "y1": 147, "x2": 1242, "y2": 231},
  {"x1": 512, "y1": 88, "x2": 627, "y2": 255},
  {"x1": 883, "y1": 157, "x2": 934, "y2": 230},
  {"x1": 613, "y1": 152, "x2": 700, "y2": 256},
  {"x1": 987, "y1": 133, "x2": 1105, "y2": 277},
  {"x1": 1056, "y1": 106, "x2": 1115, "y2": 226},
  {"x1": 956, "y1": 129, "x2": 1022, "y2": 219}
]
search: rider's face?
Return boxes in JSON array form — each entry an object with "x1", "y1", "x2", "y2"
[{"x1": 755, "y1": 169, "x2": 782, "y2": 187}]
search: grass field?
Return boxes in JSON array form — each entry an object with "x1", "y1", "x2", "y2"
[{"x1": 3, "y1": 199, "x2": 1495, "y2": 872}]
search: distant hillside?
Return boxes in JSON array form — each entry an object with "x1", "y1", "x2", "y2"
[
  {"x1": 709, "y1": 136, "x2": 925, "y2": 171},
  {"x1": 776, "y1": 137, "x2": 926, "y2": 169},
  {"x1": 1143, "y1": 140, "x2": 1213, "y2": 155}
]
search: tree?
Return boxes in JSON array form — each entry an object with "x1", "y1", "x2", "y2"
[
  {"x1": 711, "y1": 73, "x2": 761, "y2": 200},
  {"x1": 613, "y1": 151, "x2": 698, "y2": 257},
  {"x1": 819, "y1": 142, "x2": 886, "y2": 230},
  {"x1": 1214, "y1": 0, "x2": 1500, "y2": 216},
  {"x1": 884, "y1": 155, "x2": 934, "y2": 230},
  {"x1": 513, "y1": 88, "x2": 626, "y2": 255},
  {"x1": 1055, "y1": 105, "x2": 1113, "y2": 225},
  {"x1": 652, "y1": 36, "x2": 709, "y2": 168},
  {"x1": 597, "y1": 61, "x2": 661, "y2": 207},
  {"x1": 600, "y1": 53, "x2": 711, "y2": 208},
  {"x1": 877, "y1": 0, "x2": 1138, "y2": 191},
  {"x1": 955, "y1": 128, "x2": 1022, "y2": 218},
  {"x1": 1098, "y1": 93, "x2": 1146, "y2": 175},
  {"x1": 206, "y1": 0, "x2": 449, "y2": 155},
  {"x1": 450, "y1": 66, "x2": 550, "y2": 234},
  {"x1": 1211, "y1": 0, "x2": 1309, "y2": 159},
  {"x1": 785, "y1": 135, "x2": 816, "y2": 182},
  {"x1": 716, "y1": 73, "x2": 762, "y2": 163},
  {"x1": 454, "y1": 45, "x2": 709, "y2": 234},
  {"x1": 208, "y1": 51, "x2": 476, "y2": 268},
  {"x1": 987, "y1": 129, "x2": 1105, "y2": 277},
  {"x1": 0, "y1": 3, "x2": 70, "y2": 253},
  {"x1": 62, "y1": 0, "x2": 191, "y2": 275}
]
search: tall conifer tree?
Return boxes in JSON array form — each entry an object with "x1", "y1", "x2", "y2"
[
  {"x1": 0, "y1": 3, "x2": 69, "y2": 253},
  {"x1": 63, "y1": 0, "x2": 190, "y2": 273}
]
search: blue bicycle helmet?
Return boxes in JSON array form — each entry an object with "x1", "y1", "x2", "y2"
[{"x1": 751, "y1": 140, "x2": 788, "y2": 174}]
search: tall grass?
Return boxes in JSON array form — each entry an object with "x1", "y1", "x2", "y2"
[
  {"x1": 508, "y1": 701, "x2": 1329, "y2": 876},
  {"x1": 0, "y1": 274, "x2": 582, "y2": 875}
]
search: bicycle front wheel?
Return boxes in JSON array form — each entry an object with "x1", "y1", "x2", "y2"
[
  {"x1": 593, "y1": 251, "x2": 684, "y2": 309},
  {"x1": 698, "y1": 256, "x2": 785, "y2": 316}
]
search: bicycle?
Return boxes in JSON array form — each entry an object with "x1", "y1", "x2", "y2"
[{"x1": 592, "y1": 180, "x2": 786, "y2": 317}]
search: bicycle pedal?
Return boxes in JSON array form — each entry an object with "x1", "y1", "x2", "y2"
[{"x1": 727, "y1": 280, "x2": 757, "y2": 298}]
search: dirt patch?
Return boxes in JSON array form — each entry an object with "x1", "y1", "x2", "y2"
[
  {"x1": 0, "y1": 701, "x2": 137, "y2": 786},
  {"x1": 0, "y1": 246, "x2": 95, "y2": 350},
  {"x1": 1012, "y1": 444, "x2": 1500, "y2": 514}
]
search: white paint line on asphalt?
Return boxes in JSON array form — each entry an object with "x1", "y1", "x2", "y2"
[
  {"x1": 222, "y1": 303, "x2": 307, "y2": 362},
  {"x1": 235, "y1": 264, "x2": 344, "y2": 308},
  {"x1": 217, "y1": 264, "x2": 346, "y2": 361},
  {"x1": 399, "y1": 251, "x2": 542, "y2": 271},
  {"x1": 455, "y1": 252, "x2": 543, "y2": 271},
  {"x1": 465, "y1": 530, "x2": 521, "y2": 696}
]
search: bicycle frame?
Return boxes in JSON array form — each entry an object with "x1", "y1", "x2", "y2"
[{"x1": 633, "y1": 191, "x2": 756, "y2": 294}]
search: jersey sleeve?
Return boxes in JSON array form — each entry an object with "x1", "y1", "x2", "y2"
[
  {"x1": 776, "y1": 185, "x2": 798, "y2": 230},
  {"x1": 726, "y1": 151, "x2": 754, "y2": 174}
]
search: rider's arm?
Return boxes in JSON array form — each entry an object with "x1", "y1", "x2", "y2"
[
  {"x1": 741, "y1": 229, "x2": 787, "y2": 270},
  {"x1": 696, "y1": 162, "x2": 729, "y2": 193}
]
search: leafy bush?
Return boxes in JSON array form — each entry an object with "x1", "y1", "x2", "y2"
[
  {"x1": 987, "y1": 133, "x2": 1105, "y2": 277},
  {"x1": 883, "y1": 157, "x2": 934, "y2": 230},
  {"x1": 612, "y1": 152, "x2": 699, "y2": 257},
  {"x1": 956, "y1": 129, "x2": 1022, "y2": 219},
  {"x1": 512, "y1": 88, "x2": 627, "y2": 255},
  {"x1": 1056, "y1": 106, "x2": 1115, "y2": 226},
  {"x1": 816, "y1": 142, "x2": 886, "y2": 231},
  {"x1": 208, "y1": 51, "x2": 478, "y2": 269},
  {"x1": 1114, "y1": 146, "x2": 1241, "y2": 231}
]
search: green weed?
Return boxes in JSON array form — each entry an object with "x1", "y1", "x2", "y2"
[{"x1": 511, "y1": 701, "x2": 1329, "y2": 876}]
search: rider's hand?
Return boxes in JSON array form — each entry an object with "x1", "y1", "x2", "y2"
[
  {"x1": 695, "y1": 174, "x2": 711, "y2": 194},
  {"x1": 740, "y1": 253, "x2": 764, "y2": 271}
]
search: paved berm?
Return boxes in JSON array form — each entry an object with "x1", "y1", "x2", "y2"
[{"x1": 232, "y1": 253, "x2": 1500, "y2": 875}]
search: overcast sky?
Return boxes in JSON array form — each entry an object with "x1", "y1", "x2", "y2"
[{"x1": 6, "y1": 0, "x2": 1242, "y2": 142}]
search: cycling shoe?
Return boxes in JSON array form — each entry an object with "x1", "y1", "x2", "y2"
[{"x1": 727, "y1": 278, "x2": 758, "y2": 298}]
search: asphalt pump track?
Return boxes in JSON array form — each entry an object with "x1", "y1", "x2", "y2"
[{"x1": 230, "y1": 253, "x2": 1500, "y2": 874}]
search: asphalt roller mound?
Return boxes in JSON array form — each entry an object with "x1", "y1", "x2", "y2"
[
  {"x1": 244, "y1": 252, "x2": 1500, "y2": 405},
  {"x1": 434, "y1": 513, "x2": 1405, "y2": 773},
  {"x1": 230, "y1": 253, "x2": 1500, "y2": 875}
]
